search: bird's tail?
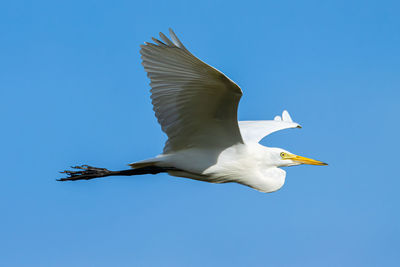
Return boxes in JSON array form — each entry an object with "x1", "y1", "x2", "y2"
[{"x1": 128, "y1": 157, "x2": 163, "y2": 169}]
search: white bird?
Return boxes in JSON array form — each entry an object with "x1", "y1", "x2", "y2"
[{"x1": 59, "y1": 29, "x2": 327, "y2": 193}]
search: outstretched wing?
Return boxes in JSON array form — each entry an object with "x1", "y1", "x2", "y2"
[
  {"x1": 239, "y1": 110, "x2": 301, "y2": 143},
  {"x1": 140, "y1": 29, "x2": 243, "y2": 153}
]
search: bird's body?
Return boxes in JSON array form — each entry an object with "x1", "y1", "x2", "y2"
[
  {"x1": 60, "y1": 29, "x2": 327, "y2": 193},
  {"x1": 148, "y1": 144, "x2": 287, "y2": 193},
  {"x1": 130, "y1": 125, "x2": 298, "y2": 193}
]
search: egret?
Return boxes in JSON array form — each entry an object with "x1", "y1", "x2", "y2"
[{"x1": 59, "y1": 29, "x2": 327, "y2": 193}]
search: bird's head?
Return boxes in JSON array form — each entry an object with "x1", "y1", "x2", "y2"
[{"x1": 268, "y1": 147, "x2": 327, "y2": 167}]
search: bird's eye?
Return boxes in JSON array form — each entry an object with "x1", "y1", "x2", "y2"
[{"x1": 280, "y1": 152, "x2": 286, "y2": 158}]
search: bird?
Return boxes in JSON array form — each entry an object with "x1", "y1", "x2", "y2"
[{"x1": 59, "y1": 29, "x2": 327, "y2": 193}]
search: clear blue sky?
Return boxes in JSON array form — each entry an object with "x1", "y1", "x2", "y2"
[{"x1": 1, "y1": 0, "x2": 399, "y2": 266}]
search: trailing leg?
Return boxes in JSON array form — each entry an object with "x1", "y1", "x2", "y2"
[{"x1": 58, "y1": 165, "x2": 176, "y2": 182}]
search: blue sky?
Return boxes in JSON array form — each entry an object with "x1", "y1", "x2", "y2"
[{"x1": 1, "y1": 0, "x2": 399, "y2": 266}]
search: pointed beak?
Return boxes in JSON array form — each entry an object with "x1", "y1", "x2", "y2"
[{"x1": 287, "y1": 154, "x2": 328, "y2": 166}]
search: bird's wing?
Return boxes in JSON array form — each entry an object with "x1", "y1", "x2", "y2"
[
  {"x1": 238, "y1": 110, "x2": 301, "y2": 143},
  {"x1": 140, "y1": 29, "x2": 244, "y2": 153}
]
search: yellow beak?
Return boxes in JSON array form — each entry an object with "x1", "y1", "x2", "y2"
[{"x1": 286, "y1": 154, "x2": 328, "y2": 166}]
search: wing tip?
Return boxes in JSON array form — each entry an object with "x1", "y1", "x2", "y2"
[
  {"x1": 282, "y1": 110, "x2": 293, "y2": 122},
  {"x1": 274, "y1": 110, "x2": 301, "y2": 128},
  {"x1": 141, "y1": 29, "x2": 190, "y2": 54}
]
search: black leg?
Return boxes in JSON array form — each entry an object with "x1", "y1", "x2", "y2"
[{"x1": 58, "y1": 165, "x2": 177, "y2": 181}]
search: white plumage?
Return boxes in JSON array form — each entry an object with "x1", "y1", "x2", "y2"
[{"x1": 128, "y1": 29, "x2": 327, "y2": 193}]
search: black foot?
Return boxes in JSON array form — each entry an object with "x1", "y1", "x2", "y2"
[{"x1": 58, "y1": 165, "x2": 112, "y2": 181}]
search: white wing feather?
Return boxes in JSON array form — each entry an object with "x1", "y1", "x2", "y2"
[
  {"x1": 239, "y1": 110, "x2": 301, "y2": 143},
  {"x1": 140, "y1": 29, "x2": 243, "y2": 153}
]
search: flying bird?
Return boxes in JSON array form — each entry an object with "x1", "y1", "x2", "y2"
[{"x1": 59, "y1": 29, "x2": 327, "y2": 193}]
